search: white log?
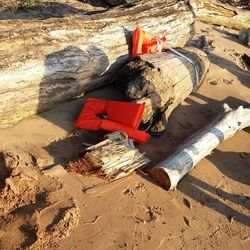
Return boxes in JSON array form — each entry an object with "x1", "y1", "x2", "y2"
[{"x1": 147, "y1": 104, "x2": 250, "y2": 190}]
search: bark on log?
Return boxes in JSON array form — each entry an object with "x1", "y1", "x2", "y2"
[
  {"x1": 147, "y1": 104, "x2": 250, "y2": 190},
  {"x1": 0, "y1": 0, "x2": 195, "y2": 129},
  {"x1": 114, "y1": 47, "x2": 209, "y2": 133},
  {"x1": 190, "y1": 0, "x2": 250, "y2": 30}
]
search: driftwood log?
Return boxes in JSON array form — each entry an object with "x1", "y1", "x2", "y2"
[
  {"x1": 68, "y1": 131, "x2": 150, "y2": 180},
  {"x1": 0, "y1": 0, "x2": 195, "y2": 129},
  {"x1": 147, "y1": 104, "x2": 250, "y2": 190},
  {"x1": 190, "y1": 0, "x2": 250, "y2": 30},
  {"x1": 114, "y1": 47, "x2": 209, "y2": 133}
]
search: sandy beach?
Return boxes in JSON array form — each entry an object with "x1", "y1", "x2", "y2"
[{"x1": 0, "y1": 1, "x2": 249, "y2": 249}]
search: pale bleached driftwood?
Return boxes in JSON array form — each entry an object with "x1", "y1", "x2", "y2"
[
  {"x1": 147, "y1": 104, "x2": 250, "y2": 190},
  {"x1": 68, "y1": 137, "x2": 150, "y2": 180},
  {"x1": 0, "y1": 0, "x2": 195, "y2": 129},
  {"x1": 190, "y1": 0, "x2": 250, "y2": 30}
]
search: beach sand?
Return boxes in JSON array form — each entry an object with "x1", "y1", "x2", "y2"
[{"x1": 0, "y1": 2, "x2": 249, "y2": 248}]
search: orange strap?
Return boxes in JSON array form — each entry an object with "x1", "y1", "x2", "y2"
[{"x1": 131, "y1": 26, "x2": 166, "y2": 57}]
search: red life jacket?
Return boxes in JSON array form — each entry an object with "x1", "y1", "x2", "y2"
[{"x1": 74, "y1": 98, "x2": 150, "y2": 144}]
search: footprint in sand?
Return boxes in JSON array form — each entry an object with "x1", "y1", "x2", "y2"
[
  {"x1": 222, "y1": 78, "x2": 234, "y2": 85},
  {"x1": 183, "y1": 198, "x2": 192, "y2": 210},
  {"x1": 183, "y1": 216, "x2": 191, "y2": 227},
  {"x1": 122, "y1": 182, "x2": 147, "y2": 199},
  {"x1": 123, "y1": 188, "x2": 135, "y2": 198},
  {"x1": 133, "y1": 205, "x2": 163, "y2": 225},
  {"x1": 208, "y1": 79, "x2": 219, "y2": 85},
  {"x1": 0, "y1": 150, "x2": 80, "y2": 250},
  {"x1": 134, "y1": 182, "x2": 146, "y2": 191}
]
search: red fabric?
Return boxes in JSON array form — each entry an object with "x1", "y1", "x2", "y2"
[
  {"x1": 107, "y1": 101, "x2": 145, "y2": 129},
  {"x1": 74, "y1": 98, "x2": 106, "y2": 130},
  {"x1": 100, "y1": 119, "x2": 150, "y2": 144},
  {"x1": 131, "y1": 26, "x2": 167, "y2": 58},
  {"x1": 74, "y1": 98, "x2": 150, "y2": 144}
]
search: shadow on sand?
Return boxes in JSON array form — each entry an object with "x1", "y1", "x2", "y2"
[
  {"x1": 178, "y1": 175, "x2": 250, "y2": 227},
  {"x1": 208, "y1": 53, "x2": 250, "y2": 88},
  {"x1": 32, "y1": 26, "x2": 249, "y2": 227},
  {"x1": 37, "y1": 44, "x2": 249, "y2": 226},
  {"x1": 138, "y1": 93, "x2": 250, "y2": 227}
]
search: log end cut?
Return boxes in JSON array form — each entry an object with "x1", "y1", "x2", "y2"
[{"x1": 146, "y1": 167, "x2": 172, "y2": 190}]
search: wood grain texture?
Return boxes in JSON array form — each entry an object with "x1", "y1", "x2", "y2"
[
  {"x1": 68, "y1": 138, "x2": 150, "y2": 180},
  {"x1": 0, "y1": 0, "x2": 194, "y2": 129},
  {"x1": 114, "y1": 47, "x2": 209, "y2": 125},
  {"x1": 190, "y1": 0, "x2": 250, "y2": 30},
  {"x1": 147, "y1": 104, "x2": 250, "y2": 190}
]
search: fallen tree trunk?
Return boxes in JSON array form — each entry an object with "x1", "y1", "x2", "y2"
[
  {"x1": 114, "y1": 47, "x2": 209, "y2": 134},
  {"x1": 190, "y1": 0, "x2": 250, "y2": 30},
  {"x1": 147, "y1": 104, "x2": 250, "y2": 190},
  {"x1": 0, "y1": 0, "x2": 195, "y2": 129}
]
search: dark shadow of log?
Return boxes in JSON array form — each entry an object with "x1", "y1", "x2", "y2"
[
  {"x1": 39, "y1": 45, "x2": 128, "y2": 169},
  {"x1": 208, "y1": 53, "x2": 250, "y2": 89},
  {"x1": 37, "y1": 45, "x2": 110, "y2": 117},
  {"x1": 207, "y1": 149, "x2": 250, "y2": 186},
  {"x1": 178, "y1": 175, "x2": 250, "y2": 227}
]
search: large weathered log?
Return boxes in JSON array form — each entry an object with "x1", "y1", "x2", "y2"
[
  {"x1": 190, "y1": 0, "x2": 250, "y2": 30},
  {"x1": 114, "y1": 47, "x2": 209, "y2": 133},
  {"x1": 147, "y1": 104, "x2": 250, "y2": 190},
  {"x1": 0, "y1": 0, "x2": 195, "y2": 129}
]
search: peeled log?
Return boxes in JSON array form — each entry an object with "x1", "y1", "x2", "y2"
[
  {"x1": 147, "y1": 104, "x2": 250, "y2": 190},
  {"x1": 190, "y1": 0, "x2": 250, "y2": 30},
  {"x1": 0, "y1": 0, "x2": 195, "y2": 129}
]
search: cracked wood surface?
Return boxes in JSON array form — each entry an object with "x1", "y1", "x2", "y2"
[
  {"x1": 148, "y1": 104, "x2": 250, "y2": 190},
  {"x1": 190, "y1": 0, "x2": 250, "y2": 30},
  {"x1": 0, "y1": 0, "x2": 194, "y2": 128}
]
